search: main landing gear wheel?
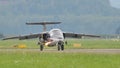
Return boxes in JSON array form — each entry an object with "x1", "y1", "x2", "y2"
[
  {"x1": 40, "y1": 45, "x2": 44, "y2": 51},
  {"x1": 58, "y1": 45, "x2": 60, "y2": 51},
  {"x1": 61, "y1": 44, "x2": 64, "y2": 50},
  {"x1": 58, "y1": 41, "x2": 64, "y2": 51},
  {"x1": 58, "y1": 44, "x2": 64, "y2": 51}
]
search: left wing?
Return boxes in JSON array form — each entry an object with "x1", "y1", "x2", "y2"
[
  {"x1": 63, "y1": 32, "x2": 100, "y2": 38},
  {"x1": 3, "y1": 33, "x2": 42, "y2": 40}
]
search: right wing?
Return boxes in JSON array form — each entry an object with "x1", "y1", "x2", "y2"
[
  {"x1": 63, "y1": 32, "x2": 100, "y2": 38},
  {"x1": 3, "y1": 33, "x2": 42, "y2": 40}
]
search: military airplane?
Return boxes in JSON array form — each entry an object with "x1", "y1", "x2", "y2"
[{"x1": 3, "y1": 22, "x2": 100, "y2": 51}]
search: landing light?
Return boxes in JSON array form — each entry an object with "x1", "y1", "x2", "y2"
[{"x1": 45, "y1": 42, "x2": 51, "y2": 46}]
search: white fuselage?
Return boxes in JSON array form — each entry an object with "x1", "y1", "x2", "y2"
[{"x1": 43, "y1": 29, "x2": 64, "y2": 46}]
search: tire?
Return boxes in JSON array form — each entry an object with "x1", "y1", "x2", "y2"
[
  {"x1": 58, "y1": 45, "x2": 61, "y2": 51},
  {"x1": 61, "y1": 45, "x2": 64, "y2": 51},
  {"x1": 40, "y1": 45, "x2": 44, "y2": 51}
]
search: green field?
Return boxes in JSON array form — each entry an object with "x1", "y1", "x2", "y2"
[
  {"x1": 0, "y1": 51, "x2": 120, "y2": 68},
  {"x1": 0, "y1": 39, "x2": 120, "y2": 68},
  {"x1": 0, "y1": 39, "x2": 120, "y2": 49}
]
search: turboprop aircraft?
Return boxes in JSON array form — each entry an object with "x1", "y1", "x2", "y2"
[{"x1": 3, "y1": 22, "x2": 100, "y2": 51}]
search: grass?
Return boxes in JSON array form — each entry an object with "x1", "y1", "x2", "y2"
[
  {"x1": 0, "y1": 39, "x2": 120, "y2": 68},
  {"x1": 0, "y1": 39, "x2": 120, "y2": 49},
  {"x1": 0, "y1": 39, "x2": 38, "y2": 49},
  {"x1": 0, "y1": 51, "x2": 120, "y2": 68},
  {"x1": 67, "y1": 39, "x2": 120, "y2": 49}
]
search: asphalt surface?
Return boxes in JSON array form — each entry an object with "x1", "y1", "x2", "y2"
[{"x1": 0, "y1": 49, "x2": 120, "y2": 54}]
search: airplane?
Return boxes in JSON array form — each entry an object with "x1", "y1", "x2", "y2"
[{"x1": 3, "y1": 22, "x2": 100, "y2": 51}]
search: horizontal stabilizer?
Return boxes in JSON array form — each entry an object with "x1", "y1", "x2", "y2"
[{"x1": 26, "y1": 22, "x2": 61, "y2": 25}]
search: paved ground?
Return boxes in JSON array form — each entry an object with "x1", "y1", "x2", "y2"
[{"x1": 0, "y1": 49, "x2": 120, "y2": 54}]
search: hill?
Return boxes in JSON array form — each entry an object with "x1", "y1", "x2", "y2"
[{"x1": 0, "y1": 0, "x2": 120, "y2": 35}]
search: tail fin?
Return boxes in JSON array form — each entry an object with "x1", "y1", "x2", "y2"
[
  {"x1": 26, "y1": 22, "x2": 61, "y2": 25},
  {"x1": 26, "y1": 22, "x2": 61, "y2": 31}
]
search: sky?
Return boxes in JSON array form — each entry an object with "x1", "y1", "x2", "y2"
[
  {"x1": 0, "y1": 0, "x2": 120, "y2": 35},
  {"x1": 0, "y1": 0, "x2": 119, "y2": 8},
  {"x1": 110, "y1": 0, "x2": 120, "y2": 8}
]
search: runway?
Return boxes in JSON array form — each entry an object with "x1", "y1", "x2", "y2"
[{"x1": 0, "y1": 49, "x2": 120, "y2": 54}]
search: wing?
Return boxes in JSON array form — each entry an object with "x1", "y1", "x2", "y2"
[
  {"x1": 63, "y1": 32, "x2": 100, "y2": 38},
  {"x1": 3, "y1": 33, "x2": 42, "y2": 40}
]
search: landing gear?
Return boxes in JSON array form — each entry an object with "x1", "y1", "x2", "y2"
[
  {"x1": 58, "y1": 41, "x2": 64, "y2": 51},
  {"x1": 40, "y1": 45, "x2": 44, "y2": 51},
  {"x1": 58, "y1": 44, "x2": 64, "y2": 51},
  {"x1": 58, "y1": 45, "x2": 60, "y2": 51},
  {"x1": 38, "y1": 41, "x2": 44, "y2": 51},
  {"x1": 61, "y1": 44, "x2": 64, "y2": 50}
]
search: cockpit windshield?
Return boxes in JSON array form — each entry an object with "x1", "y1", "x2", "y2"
[{"x1": 49, "y1": 29, "x2": 64, "y2": 39}]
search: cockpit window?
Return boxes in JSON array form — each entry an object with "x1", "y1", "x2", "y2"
[
  {"x1": 43, "y1": 33, "x2": 50, "y2": 40},
  {"x1": 49, "y1": 29, "x2": 63, "y2": 39}
]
